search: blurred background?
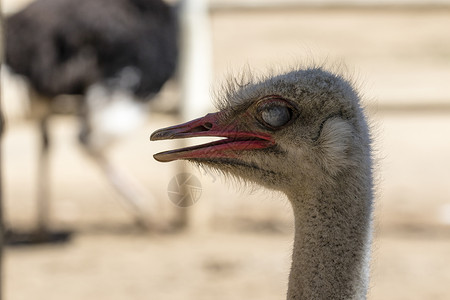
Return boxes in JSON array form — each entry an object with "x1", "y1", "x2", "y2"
[{"x1": 1, "y1": 0, "x2": 450, "y2": 299}]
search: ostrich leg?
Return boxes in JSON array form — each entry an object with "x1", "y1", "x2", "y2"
[
  {"x1": 85, "y1": 146, "x2": 154, "y2": 228},
  {"x1": 78, "y1": 106, "x2": 155, "y2": 228},
  {"x1": 37, "y1": 115, "x2": 51, "y2": 236}
]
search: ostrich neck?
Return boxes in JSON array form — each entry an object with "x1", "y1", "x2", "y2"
[{"x1": 286, "y1": 176, "x2": 373, "y2": 300}]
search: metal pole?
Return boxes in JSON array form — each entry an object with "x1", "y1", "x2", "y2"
[{"x1": 0, "y1": 0, "x2": 5, "y2": 298}]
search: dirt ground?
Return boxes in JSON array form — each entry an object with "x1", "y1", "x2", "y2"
[{"x1": 3, "y1": 6, "x2": 450, "y2": 300}]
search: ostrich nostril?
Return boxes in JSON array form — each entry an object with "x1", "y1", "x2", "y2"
[{"x1": 190, "y1": 122, "x2": 213, "y2": 133}]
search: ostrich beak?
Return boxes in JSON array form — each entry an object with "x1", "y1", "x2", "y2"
[{"x1": 150, "y1": 112, "x2": 275, "y2": 162}]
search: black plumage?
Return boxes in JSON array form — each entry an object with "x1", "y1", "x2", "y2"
[{"x1": 5, "y1": 0, "x2": 178, "y2": 99}]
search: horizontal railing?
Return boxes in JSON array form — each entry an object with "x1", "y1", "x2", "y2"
[{"x1": 209, "y1": 0, "x2": 450, "y2": 12}]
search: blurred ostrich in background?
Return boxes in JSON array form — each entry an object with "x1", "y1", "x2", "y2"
[{"x1": 5, "y1": 0, "x2": 178, "y2": 239}]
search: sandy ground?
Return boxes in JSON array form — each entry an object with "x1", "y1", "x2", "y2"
[{"x1": 3, "y1": 6, "x2": 450, "y2": 300}]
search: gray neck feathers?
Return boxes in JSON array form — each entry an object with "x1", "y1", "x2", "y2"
[{"x1": 286, "y1": 166, "x2": 373, "y2": 300}]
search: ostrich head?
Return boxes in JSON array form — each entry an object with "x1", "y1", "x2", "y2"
[
  {"x1": 151, "y1": 67, "x2": 374, "y2": 299},
  {"x1": 151, "y1": 67, "x2": 371, "y2": 197}
]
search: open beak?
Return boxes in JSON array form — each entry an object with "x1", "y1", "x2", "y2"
[{"x1": 150, "y1": 112, "x2": 275, "y2": 162}]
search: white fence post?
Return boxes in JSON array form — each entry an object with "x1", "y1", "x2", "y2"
[{"x1": 175, "y1": 0, "x2": 212, "y2": 230}]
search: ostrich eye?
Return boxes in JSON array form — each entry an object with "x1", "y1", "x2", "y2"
[{"x1": 260, "y1": 105, "x2": 291, "y2": 128}]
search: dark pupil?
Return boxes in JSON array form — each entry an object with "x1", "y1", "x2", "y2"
[{"x1": 261, "y1": 106, "x2": 291, "y2": 127}]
